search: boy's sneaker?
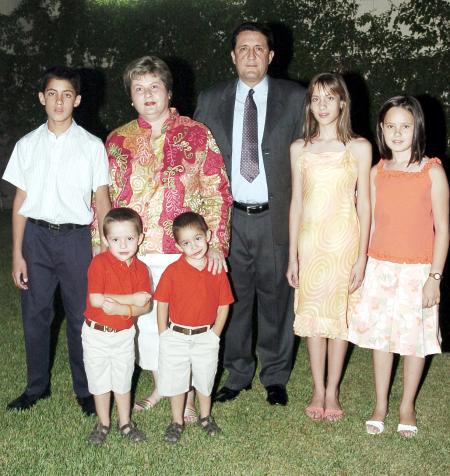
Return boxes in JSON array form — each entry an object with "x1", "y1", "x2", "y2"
[
  {"x1": 198, "y1": 415, "x2": 221, "y2": 436},
  {"x1": 89, "y1": 422, "x2": 110, "y2": 445},
  {"x1": 118, "y1": 421, "x2": 146, "y2": 442},
  {"x1": 164, "y1": 422, "x2": 184, "y2": 444}
]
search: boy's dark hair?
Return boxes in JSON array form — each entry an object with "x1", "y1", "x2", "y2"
[
  {"x1": 377, "y1": 95, "x2": 425, "y2": 165},
  {"x1": 103, "y1": 207, "x2": 143, "y2": 236},
  {"x1": 172, "y1": 212, "x2": 208, "y2": 242},
  {"x1": 40, "y1": 66, "x2": 81, "y2": 95},
  {"x1": 231, "y1": 22, "x2": 274, "y2": 51}
]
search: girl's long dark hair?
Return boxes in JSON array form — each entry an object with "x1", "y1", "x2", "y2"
[{"x1": 376, "y1": 95, "x2": 425, "y2": 165}]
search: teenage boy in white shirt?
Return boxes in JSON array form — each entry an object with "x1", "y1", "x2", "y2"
[{"x1": 2, "y1": 66, "x2": 111, "y2": 415}]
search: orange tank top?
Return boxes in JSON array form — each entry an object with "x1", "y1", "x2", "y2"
[{"x1": 368, "y1": 158, "x2": 441, "y2": 264}]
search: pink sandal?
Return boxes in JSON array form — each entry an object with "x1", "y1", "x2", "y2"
[
  {"x1": 305, "y1": 406, "x2": 324, "y2": 421},
  {"x1": 324, "y1": 408, "x2": 345, "y2": 422}
]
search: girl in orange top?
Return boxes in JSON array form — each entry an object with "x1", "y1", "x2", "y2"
[{"x1": 349, "y1": 96, "x2": 449, "y2": 438}]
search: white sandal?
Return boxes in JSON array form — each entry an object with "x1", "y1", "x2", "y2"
[
  {"x1": 365, "y1": 420, "x2": 385, "y2": 435},
  {"x1": 397, "y1": 423, "x2": 418, "y2": 437}
]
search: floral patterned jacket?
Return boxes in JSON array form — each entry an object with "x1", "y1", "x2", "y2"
[{"x1": 105, "y1": 108, "x2": 232, "y2": 255}]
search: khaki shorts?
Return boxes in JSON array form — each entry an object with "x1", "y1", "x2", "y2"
[
  {"x1": 82, "y1": 322, "x2": 135, "y2": 395},
  {"x1": 158, "y1": 327, "x2": 220, "y2": 397}
]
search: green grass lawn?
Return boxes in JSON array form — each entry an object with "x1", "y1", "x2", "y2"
[{"x1": 0, "y1": 210, "x2": 449, "y2": 475}]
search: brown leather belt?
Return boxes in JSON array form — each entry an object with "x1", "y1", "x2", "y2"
[
  {"x1": 85, "y1": 319, "x2": 119, "y2": 333},
  {"x1": 29, "y1": 218, "x2": 88, "y2": 232},
  {"x1": 169, "y1": 322, "x2": 210, "y2": 335},
  {"x1": 233, "y1": 201, "x2": 269, "y2": 214}
]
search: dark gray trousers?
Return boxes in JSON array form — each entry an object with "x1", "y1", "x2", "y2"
[
  {"x1": 21, "y1": 221, "x2": 91, "y2": 397},
  {"x1": 223, "y1": 208, "x2": 295, "y2": 389}
]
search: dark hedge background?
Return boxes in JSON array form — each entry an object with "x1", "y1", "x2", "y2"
[{"x1": 1, "y1": 0, "x2": 448, "y2": 150}]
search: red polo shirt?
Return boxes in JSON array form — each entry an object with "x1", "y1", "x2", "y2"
[
  {"x1": 154, "y1": 256, "x2": 234, "y2": 327},
  {"x1": 84, "y1": 251, "x2": 152, "y2": 331}
]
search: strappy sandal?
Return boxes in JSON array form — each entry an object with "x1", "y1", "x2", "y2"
[
  {"x1": 366, "y1": 420, "x2": 385, "y2": 435},
  {"x1": 184, "y1": 406, "x2": 197, "y2": 424},
  {"x1": 133, "y1": 395, "x2": 159, "y2": 412},
  {"x1": 119, "y1": 421, "x2": 146, "y2": 442},
  {"x1": 88, "y1": 422, "x2": 110, "y2": 445},
  {"x1": 198, "y1": 415, "x2": 221, "y2": 436},
  {"x1": 164, "y1": 422, "x2": 184, "y2": 444}
]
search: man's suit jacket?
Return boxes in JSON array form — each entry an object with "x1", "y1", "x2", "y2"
[{"x1": 194, "y1": 76, "x2": 305, "y2": 245}]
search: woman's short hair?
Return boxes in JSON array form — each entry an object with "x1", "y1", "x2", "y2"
[
  {"x1": 303, "y1": 72, "x2": 354, "y2": 145},
  {"x1": 376, "y1": 95, "x2": 425, "y2": 165},
  {"x1": 123, "y1": 56, "x2": 173, "y2": 97}
]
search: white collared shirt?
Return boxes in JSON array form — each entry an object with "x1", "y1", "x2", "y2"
[
  {"x1": 3, "y1": 121, "x2": 109, "y2": 225},
  {"x1": 231, "y1": 77, "x2": 269, "y2": 203}
]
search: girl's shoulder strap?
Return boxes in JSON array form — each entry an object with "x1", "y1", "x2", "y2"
[
  {"x1": 376, "y1": 159, "x2": 385, "y2": 170},
  {"x1": 422, "y1": 157, "x2": 442, "y2": 171}
]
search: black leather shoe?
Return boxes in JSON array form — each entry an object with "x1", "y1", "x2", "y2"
[
  {"x1": 213, "y1": 385, "x2": 251, "y2": 403},
  {"x1": 77, "y1": 395, "x2": 97, "y2": 417},
  {"x1": 266, "y1": 385, "x2": 288, "y2": 406},
  {"x1": 7, "y1": 390, "x2": 50, "y2": 411}
]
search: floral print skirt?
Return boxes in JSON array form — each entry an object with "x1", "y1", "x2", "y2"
[{"x1": 348, "y1": 257, "x2": 441, "y2": 357}]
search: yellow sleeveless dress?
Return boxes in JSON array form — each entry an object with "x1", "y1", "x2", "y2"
[{"x1": 293, "y1": 149, "x2": 360, "y2": 340}]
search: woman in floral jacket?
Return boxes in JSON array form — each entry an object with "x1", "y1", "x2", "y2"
[{"x1": 106, "y1": 56, "x2": 232, "y2": 419}]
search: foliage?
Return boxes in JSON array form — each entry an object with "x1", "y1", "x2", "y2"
[{"x1": 0, "y1": 0, "x2": 448, "y2": 161}]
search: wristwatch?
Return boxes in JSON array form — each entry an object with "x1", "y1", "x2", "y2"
[{"x1": 429, "y1": 272, "x2": 443, "y2": 280}]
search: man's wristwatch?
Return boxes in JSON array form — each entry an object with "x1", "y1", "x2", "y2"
[{"x1": 429, "y1": 272, "x2": 443, "y2": 280}]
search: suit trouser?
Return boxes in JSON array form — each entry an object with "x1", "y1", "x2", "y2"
[
  {"x1": 223, "y1": 208, "x2": 295, "y2": 389},
  {"x1": 21, "y1": 221, "x2": 91, "y2": 397}
]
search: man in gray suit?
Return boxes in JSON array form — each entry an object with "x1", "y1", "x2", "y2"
[{"x1": 194, "y1": 22, "x2": 305, "y2": 405}]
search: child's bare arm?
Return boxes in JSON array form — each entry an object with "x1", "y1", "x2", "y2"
[
  {"x1": 157, "y1": 302, "x2": 170, "y2": 334},
  {"x1": 89, "y1": 293, "x2": 151, "y2": 317},
  {"x1": 212, "y1": 305, "x2": 229, "y2": 337},
  {"x1": 423, "y1": 164, "x2": 449, "y2": 308},
  {"x1": 89, "y1": 293, "x2": 105, "y2": 308},
  {"x1": 101, "y1": 292, "x2": 151, "y2": 307}
]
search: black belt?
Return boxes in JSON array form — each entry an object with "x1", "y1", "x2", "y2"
[
  {"x1": 169, "y1": 322, "x2": 210, "y2": 335},
  {"x1": 233, "y1": 201, "x2": 269, "y2": 214},
  {"x1": 28, "y1": 218, "x2": 87, "y2": 232}
]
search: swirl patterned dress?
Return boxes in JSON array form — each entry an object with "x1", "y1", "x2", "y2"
[{"x1": 293, "y1": 149, "x2": 360, "y2": 340}]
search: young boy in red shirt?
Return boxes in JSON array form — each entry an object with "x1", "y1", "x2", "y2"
[
  {"x1": 83, "y1": 208, "x2": 152, "y2": 444},
  {"x1": 155, "y1": 212, "x2": 234, "y2": 443}
]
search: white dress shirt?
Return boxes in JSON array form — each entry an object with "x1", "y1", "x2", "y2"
[
  {"x1": 231, "y1": 77, "x2": 269, "y2": 203},
  {"x1": 3, "y1": 121, "x2": 109, "y2": 225}
]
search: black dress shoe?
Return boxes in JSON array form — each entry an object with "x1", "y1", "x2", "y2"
[
  {"x1": 77, "y1": 395, "x2": 97, "y2": 417},
  {"x1": 213, "y1": 385, "x2": 251, "y2": 403},
  {"x1": 266, "y1": 385, "x2": 288, "y2": 406},
  {"x1": 7, "y1": 390, "x2": 50, "y2": 411}
]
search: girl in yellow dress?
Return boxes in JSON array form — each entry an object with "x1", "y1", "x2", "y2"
[{"x1": 286, "y1": 73, "x2": 371, "y2": 421}]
